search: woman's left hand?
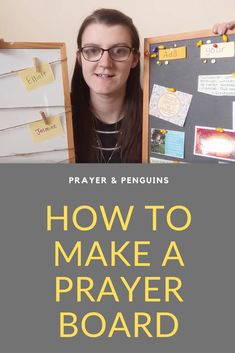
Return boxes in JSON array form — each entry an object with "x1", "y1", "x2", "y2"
[{"x1": 212, "y1": 21, "x2": 235, "y2": 35}]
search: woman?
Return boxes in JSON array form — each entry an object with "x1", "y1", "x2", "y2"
[{"x1": 71, "y1": 8, "x2": 142, "y2": 163}]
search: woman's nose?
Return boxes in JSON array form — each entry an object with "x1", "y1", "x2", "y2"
[{"x1": 98, "y1": 50, "x2": 113, "y2": 67}]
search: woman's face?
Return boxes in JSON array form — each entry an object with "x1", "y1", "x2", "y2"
[{"x1": 79, "y1": 23, "x2": 139, "y2": 98}]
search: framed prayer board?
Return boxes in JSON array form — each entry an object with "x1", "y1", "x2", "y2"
[
  {"x1": 142, "y1": 29, "x2": 235, "y2": 164},
  {"x1": 0, "y1": 42, "x2": 75, "y2": 163}
]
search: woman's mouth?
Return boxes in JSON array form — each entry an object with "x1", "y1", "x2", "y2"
[{"x1": 95, "y1": 74, "x2": 115, "y2": 78}]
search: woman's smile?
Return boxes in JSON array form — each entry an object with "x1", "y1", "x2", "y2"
[{"x1": 95, "y1": 73, "x2": 115, "y2": 78}]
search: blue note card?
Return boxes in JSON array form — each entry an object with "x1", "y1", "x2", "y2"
[{"x1": 165, "y1": 130, "x2": 185, "y2": 159}]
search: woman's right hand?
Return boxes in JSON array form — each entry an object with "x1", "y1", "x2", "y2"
[{"x1": 212, "y1": 21, "x2": 235, "y2": 35}]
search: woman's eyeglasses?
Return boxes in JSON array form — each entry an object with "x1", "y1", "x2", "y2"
[{"x1": 80, "y1": 46, "x2": 136, "y2": 62}]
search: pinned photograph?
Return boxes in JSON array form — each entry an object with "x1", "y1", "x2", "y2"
[
  {"x1": 194, "y1": 126, "x2": 235, "y2": 162},
  {"x1": 151, "y1": 128, "x2": 185, "y2": 159}
]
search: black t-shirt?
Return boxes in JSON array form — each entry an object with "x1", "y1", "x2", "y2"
[{"x1": 92, "y1": 117, "x2": 122, "y2": 163}]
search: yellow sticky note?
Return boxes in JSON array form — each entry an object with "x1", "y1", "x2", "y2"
[
  {"x1": 159, "y1": 46, "x2": 186, "y2": 61},
  {"x1": 28, "y1": 116, "x2": 64, "y2": 142},
  {"x1": 19, "y1": 62, "x2": 55, "y2": 91}
]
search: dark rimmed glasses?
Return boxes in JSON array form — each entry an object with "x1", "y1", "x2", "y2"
[{"x1": 80, "y1": 46, "x2": 136, "y2": 62}]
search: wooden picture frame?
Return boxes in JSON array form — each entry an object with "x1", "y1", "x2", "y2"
[{"x1": 0, "y1": 41, "x2": 74, "y2": 163}]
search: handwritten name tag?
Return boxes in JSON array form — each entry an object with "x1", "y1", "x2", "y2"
[
  {"x1": 28, "y1": 116, "x2": 64, "y2": 142},
  {"x1": 200, "y1": 42, "x2": 234, "y2": 59},
  {"x1": 159, "y1": 46, "x2": 186, "y2": 61},
  {"x1": 19, "y1": 62, "x2": 55, "y2": 91}
]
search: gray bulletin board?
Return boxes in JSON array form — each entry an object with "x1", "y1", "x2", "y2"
[{"x1": 142, "y1": 29, "x2": 235, "y2": 163}]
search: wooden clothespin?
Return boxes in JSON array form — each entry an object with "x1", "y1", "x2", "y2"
[
  {"x1": 0, "y1": 39, "x2": 5, "y2": 48},
  {"x1": 40, "y1": 111, "x2": 49, "y2": 125},
  {"x1": 33, "y1": 57, "x2": 41, "y2": 72}
]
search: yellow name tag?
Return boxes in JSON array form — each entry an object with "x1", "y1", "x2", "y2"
[
  {"x1": 159, "y1": 46, "x2": 186, "y2": 61},
  {"x1": 19, "y1": 62, "x2": 55, "y2": 91},
  {"x1": 28, "y1": 116, "x2": 64, "y2": 142}
]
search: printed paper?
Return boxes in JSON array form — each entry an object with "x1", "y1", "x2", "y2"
[
  {"x1": 194, "y1": 126, "x2": 235, "y2": 162},
  {"x1": 200, "y1": 42, "x2": 234, "y2": 59},
  {"x1": 159, "y1": 46, "x2": 186, "y2": 60},
  {"x1": 150, "y1": 157, "x2": 186, "y2": 164},
  {"x1": 18, "y1": 62, "x2": 55, "y2": 91},
  {"x1": 149, "y1": 84, "x2": 193, "y2": 126},
  {"x1": 233, "y1": 102, "x2": 235, "y2": 130},
  {"x1": 28, "y1": 116, "x2": 64, "y2": 142},
  {"x1": 151, "y1": 128, "x2": 185, "y2": 159},
  {"x1": 198, "y1": 74, "x2": 235, "y2": 96}
]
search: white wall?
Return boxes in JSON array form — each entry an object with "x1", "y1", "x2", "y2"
[{"x1": 1, "y1": 0, "x2": 235, "y2": 79}]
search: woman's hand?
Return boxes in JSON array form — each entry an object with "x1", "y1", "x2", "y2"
[{"x1": 212, "y1": 21, "x2": 235, "y2": 35}]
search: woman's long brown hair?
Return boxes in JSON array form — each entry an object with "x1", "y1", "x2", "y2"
[{"x1": 71, "y1": 8, "x2": 142, "y2": 163}]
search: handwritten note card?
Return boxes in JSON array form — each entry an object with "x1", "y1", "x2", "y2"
[
  {"x1": 200, "y1": 42, "x2": 234, "y2": 59},
  {"x1": 19, "y1": 62, "x2": 55, "y2": 91},
  {"x1": 149, "y1": 84, "x2": 193, "y2": 126},
  {"x1": 28, "y1": 116, "x2": 64, "y2": 142},
  {"x1": 159, "y1": 46, "x2": 186, "y2": 61},
  {"x1": 198, "y1": 74, "x2": 235, "y2": 96}
]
